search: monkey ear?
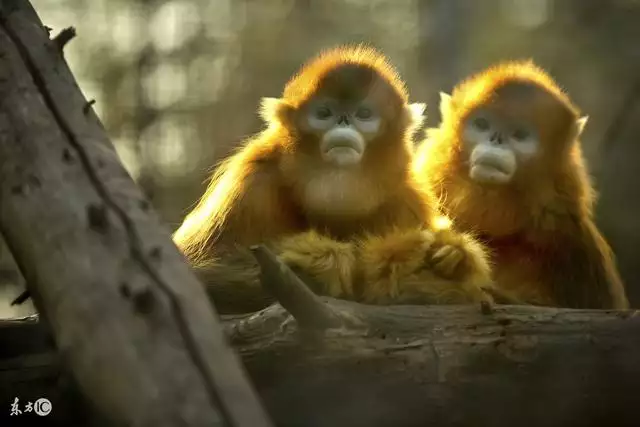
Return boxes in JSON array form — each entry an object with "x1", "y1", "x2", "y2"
[
  {"x1": 408, "y1": 102, "x2": 427, "y2": 124},
  {"x1": 259, "y1": 97, "x2": 293, "y2": 125},
  {"x1": 575, "y1": 116, "x2": 589, "y2": 136},
  {"x1": 439, "y1": 92, "x2": 453, "y2": 118}
]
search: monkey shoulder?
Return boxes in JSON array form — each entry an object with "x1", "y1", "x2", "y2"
[
  {"x1": 207, "y1": 139, "x2": 306, "y2": 244},
  {"x1": 223, "y1": 137, "x2": 283, "y2": 188}
]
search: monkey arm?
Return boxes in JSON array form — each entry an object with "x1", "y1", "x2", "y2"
[
  {"x1": 172, "y1": 148, "x2": 315, "y2": 312},
  {"x1": 212, "y1": 164, "x2": 306, "y2": 247},
  {"x1": 275, "y1": 231, "x2": 358, "y2": 299},
  {"x1": 358, "y1": 228, "x2": 494, "y2": 305},
  {"x1": 544, "y1": 217, "x2": 629, "y2": 309},
  {"x1": 174, "y1": 150, "x2": 305, "y2": 259}
]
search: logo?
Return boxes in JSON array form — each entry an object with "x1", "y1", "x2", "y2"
[{"x1": 33, "y1": 398, "x2": 52, "y2": 416}]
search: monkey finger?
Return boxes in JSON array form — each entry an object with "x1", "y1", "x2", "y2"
[
  {"x1": 432, "y1": 248, "x2": 465, "y2": 278},
  {"x1": 419, "y1": 230, "x2": 437, "y2": 248},
  {"x1": 424, "y1": 244, "x2": 455, "y2": 268},
  {"x1": 431, "y1": 245, "x2": 456, "y2": 262}
]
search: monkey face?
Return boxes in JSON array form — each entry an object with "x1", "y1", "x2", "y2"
[
  {"x1": 462, "y1": 108, "x2": 539, "y2": 185},
  {"x1": 299, "y1": 98, "x2": 383, "y2": 167}
]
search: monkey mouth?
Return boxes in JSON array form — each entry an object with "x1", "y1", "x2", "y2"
[
  {"x1": 322, "y1": 144, "x2": 363, "y2": 166},
  {"x1": 469, "y1": 159, "x2": 514, "y2": 184},
  {"x1": 322, "y1": 135, "x2": 365, "y2": 152},
  {"x1": 324, "y1": 141, "x2": 363, "y2": 155},
  {"x1": 320, "y1": 132, "x2": 365, "y2": 166},
  {"x1": 472, "y1": 158, "x2": 510, "y2": 175}
]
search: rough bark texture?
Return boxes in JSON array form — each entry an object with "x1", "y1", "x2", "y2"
[
  {"x1": 236, "y1": 303, "x2": 640, "y2": 427},
  {"x1": 2, "y1": 301, "x2": 639, "y2": 427},
  {"x1": 0, "y1": 2, "x2": 271, "y2": 426}
]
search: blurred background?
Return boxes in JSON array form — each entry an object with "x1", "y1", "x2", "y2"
[{"x1": 2, "y1": 0, "x2": 640, "y2": 316}]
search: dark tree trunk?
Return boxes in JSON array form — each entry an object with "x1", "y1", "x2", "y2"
[{"x1": 0, "y1": 2, "x2": 271, "y2": 426}]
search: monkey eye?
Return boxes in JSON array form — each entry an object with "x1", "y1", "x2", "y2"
[
  {"x1": 315, "y1": 106, "x2": 333, "y2": 120},
  {"x1": 355, "y1": 106, "x2": 373, "y2": 120},
  {"x1": 512, "y1": 128, "x2": 530, "y2": 141},
  {"x1": 472, "y1": 117, "x2": 490, "y2": 131}
]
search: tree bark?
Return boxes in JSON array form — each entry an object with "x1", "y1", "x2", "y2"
[
  {"x1": 3, "y1": 298, "x2": 639, "y2": 427},
  {"x1": 0, "y1": 2, "x2": 271, "y2": 426}
]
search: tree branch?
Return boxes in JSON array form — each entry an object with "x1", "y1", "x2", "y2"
[
  {"x1": 250, "y1": 245, "x2": 344, "y2": 329},
  {"x1": 51, "y1": 26, "x2": 75, "y2": 51}
]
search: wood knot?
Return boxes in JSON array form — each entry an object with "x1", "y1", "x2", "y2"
[
  {"x1": 86, "y1": 203, "x2": 109, "y2": 233},
  {"x1": 119, "y1": 282, "x2": 156, "y2": 314},
  {"x1": 62, "y1": 148, "x2": 74, "y2": 163},
  {"x1": 132, "y1": 288, "x2": 156, "y2": 314},
  {"x1": 149, "y1": 246, "x2": 162, "y2": 261}
]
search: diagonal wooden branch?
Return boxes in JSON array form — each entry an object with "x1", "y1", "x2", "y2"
[
  {"x1": 250, "y1": 245, "x2": 344, "y2": 329},
  {"x1": 0, "y1": 2, "x2": 271, "y2": 426}
]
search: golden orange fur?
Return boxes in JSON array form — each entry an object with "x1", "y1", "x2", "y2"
[
  {"x1": 415, "y1": 60, "x2": 628, "y2": 309},
  {"x1": 174, "y1": 45, "x2": 494, "y2": 307}
]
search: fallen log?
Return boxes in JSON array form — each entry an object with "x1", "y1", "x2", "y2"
[{"x1": 2, "y1": 246, "x2": 639, "y2": 427}]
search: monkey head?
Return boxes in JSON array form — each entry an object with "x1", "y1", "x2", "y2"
[
  {"x1": 297, "y1": 85, "x2": 385, "y2": 167},
  {"x1": 260, "y1": 46, "x2": 425, "y2": 169},
  {"x1": 439, "y1": 61, "x2": 588, "y2": 187},
  {"x1": 259, "y1": 45, "x2": 425, "y2": 216}
]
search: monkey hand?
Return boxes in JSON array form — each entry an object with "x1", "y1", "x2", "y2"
[
  {"x1": 426, "y1": 228, "x2": 492, "y2": 284},
  {"x1": 359, "y1": 228, "x2": 494, "y2": 305},
  {"x1": 358, "y1": 229, "x2": 436, "y2": 304},
  {"x1": 275, "y1": 230, "x2": 357, "y2": 299}
]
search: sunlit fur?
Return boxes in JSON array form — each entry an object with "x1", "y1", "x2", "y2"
[
  {"x1": 174, "y1": 45, "x2": 430, "y2": 263},
  {"x1": 358, "y1": 226, "x2": 493, "y2": 305},
  {"x1": 414, "y1": 60, "x2": 629, "y2": 309},
  {"x1": 173, "y1": 45, "x2": 494, "y2": 307},
  {"x1": 277, "y1": 45, "x2": 410, "y2": 110}
]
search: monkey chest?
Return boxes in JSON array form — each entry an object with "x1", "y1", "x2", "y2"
[{"x1": 305, "y1": 216, "x2": 375, "y2": 241}]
